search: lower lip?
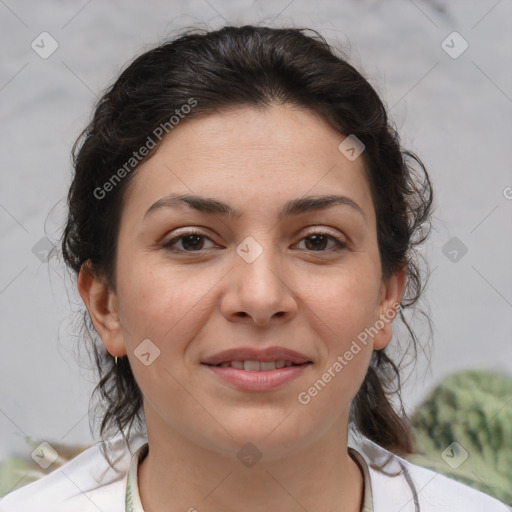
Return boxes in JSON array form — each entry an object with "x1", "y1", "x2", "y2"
[{"x1": 202, "y1": 363, "x2": 311, "y2": 391}]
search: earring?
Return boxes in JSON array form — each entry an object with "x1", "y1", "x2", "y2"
[{"x1": 115, "y1": 356, "x2": 118, "y2": 366}]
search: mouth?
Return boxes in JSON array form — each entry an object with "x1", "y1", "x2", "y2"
[
  {"x1": 202, "y1": 360, "x2": 312, "y2": 391},
  {"x1": 203, "y1": 360, "x2": 313, "y2": 371}
]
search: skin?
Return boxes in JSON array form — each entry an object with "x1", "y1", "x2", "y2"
[{"x1": 78, "y1": 103, "x2": 406, "y2": 512}]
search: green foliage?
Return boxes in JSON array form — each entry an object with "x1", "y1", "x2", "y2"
[
  {"x1": 407, "y1": 369, "x2": 512, "y2": 506},
  {"x1": 0, "y1": 439, "x2": 90, "y2": 498}
]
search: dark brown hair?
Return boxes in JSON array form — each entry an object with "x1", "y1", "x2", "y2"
[{"x1": 60, "y1": 24, "x2": 433, "y2": 469}]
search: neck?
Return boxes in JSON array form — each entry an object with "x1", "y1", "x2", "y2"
[{"x1": 137, "y1": 412, "x2": 364, "y2": 512}]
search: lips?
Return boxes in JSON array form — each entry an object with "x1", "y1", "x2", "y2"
[
  {"x1": 214, "y1": 360, "x2": 303, "y2": 370},
  {"x1": 204, "y1": 360, "x2": 311, "y2": 391},
  {"x1": 201, "y1": 346, "x2": 313, "y2": 366}
]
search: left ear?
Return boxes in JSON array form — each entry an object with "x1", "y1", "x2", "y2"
[{"x1": 372, "y1": 266, "x2": 406, "y2": 351}]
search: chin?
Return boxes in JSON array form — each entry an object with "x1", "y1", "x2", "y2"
[{"x1": 210, "y1": 418, "x2": 309, "y2": 455}]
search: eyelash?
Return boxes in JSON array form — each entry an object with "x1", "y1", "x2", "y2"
[{"x1": 161, "y1": 230, "x2": 348, "y2": 254}]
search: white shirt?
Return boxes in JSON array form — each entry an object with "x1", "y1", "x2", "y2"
[{"x1": 0, "y1": 431, "x2": 509, "y2": 512}]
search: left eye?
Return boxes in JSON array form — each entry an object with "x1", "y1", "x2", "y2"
[
  {"x1": 162, "y1": 232, "x2": 346, "y2": 253},
  {"x1": 296, "y1": 233, "x2": 347, "y2": 252}
]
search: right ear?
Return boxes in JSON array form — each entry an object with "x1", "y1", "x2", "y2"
[{"x1": 77, "y1": 260, "x2": 127, "y2": 358}]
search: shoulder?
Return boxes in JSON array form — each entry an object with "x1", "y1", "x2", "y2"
[
  {"x1": 0, "y1": 433, "x2": 146, "y2": 512},
  {"x1": 351, "y1": 434, "x2": 511, "y2": 512}
]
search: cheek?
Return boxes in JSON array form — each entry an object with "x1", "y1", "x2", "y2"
[
  {"x1": 299, "y1": 276, "x2": 376, "y2": 414},
  {"x1": 114, "y1": 261, "x2": 203, "y2": 407},
  {"x1": 303, "y1": 259, "x2": 380, "y2": 383},
  {"x1": 117, "y1": 245, "x2": 192, "y2": 312},
  {"x1": 115, "y1": 255, "x2": 222, "y2": 362},
  {"x1": 307, "y1": 257, "x2": 381, "y2": 332},
  {"x1": 115, "y1": 256, "x2": 190, "y2": 346}
]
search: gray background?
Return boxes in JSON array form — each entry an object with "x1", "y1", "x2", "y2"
[{"x1": 1, "y1": 0, "x2": 511, "y2": 463}]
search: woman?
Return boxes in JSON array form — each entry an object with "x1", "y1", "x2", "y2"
[{"x1": 1, "y1": 24, "x2": 508, "y2": 512}]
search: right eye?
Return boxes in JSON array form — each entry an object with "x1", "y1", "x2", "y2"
[{"x1": 162, "y1": 231, "x2": 218, "y2": 253}]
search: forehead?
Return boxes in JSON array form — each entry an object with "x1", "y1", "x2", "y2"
[{"x1": 120, "y1": 104, "x2": 375, "y2": 226}]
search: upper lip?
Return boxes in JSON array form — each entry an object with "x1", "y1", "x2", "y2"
[{"x1": 201, "y1": 346, "x2": 313, "y2": 366}]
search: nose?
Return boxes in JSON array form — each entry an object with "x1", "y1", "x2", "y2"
[{"x1": 220, "y1": 241, "x2": 298, "y2": 327}]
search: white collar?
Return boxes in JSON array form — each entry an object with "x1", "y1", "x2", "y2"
[{"x1": 124, "y1": 440, "x2": 376, "y2": 512}]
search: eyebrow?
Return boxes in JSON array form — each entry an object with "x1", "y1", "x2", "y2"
[{"x1": 143, "y1": 193, "x2": 367, "y2": 223}]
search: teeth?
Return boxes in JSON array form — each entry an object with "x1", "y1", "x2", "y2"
[
  {"x1": 244, "y1": 360, "x2": 261, "y2": 371},
  {"x1": 217, "y1": 360, "x2": 299, "y2": 370}
]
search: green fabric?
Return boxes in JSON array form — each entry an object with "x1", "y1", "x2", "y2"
[{"x1": 406, "y1": 369, "x2": 512, "y2": 506}]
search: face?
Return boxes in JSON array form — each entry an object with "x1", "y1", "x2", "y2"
[{"x1": 81, "y1": 103, "x2": 405, "y2": 461}]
